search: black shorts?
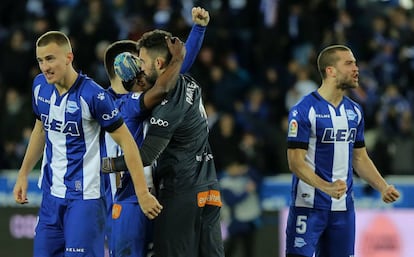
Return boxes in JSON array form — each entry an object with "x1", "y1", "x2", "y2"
[{"x1": 153, "y1": 183, "x2": 225, "y2": 257}]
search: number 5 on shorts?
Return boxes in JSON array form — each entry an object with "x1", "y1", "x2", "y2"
[{"x1": 296, "y1": 215, "x2": 307, "y2": 234}]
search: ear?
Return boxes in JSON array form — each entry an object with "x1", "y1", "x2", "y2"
[
  {"x1": 155, "y1": 57, "x2": 167, "y2": 70},
  {"x1": 66, "y1": 52, "x2": 74, "y2": 65},
  {"x1": 326, "y1": 66, "x2": 336, "y2": 77}
]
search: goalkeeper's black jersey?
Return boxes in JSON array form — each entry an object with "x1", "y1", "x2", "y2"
[{"x1": 147, "y1": 74, "x2": 218, "y2": 192}]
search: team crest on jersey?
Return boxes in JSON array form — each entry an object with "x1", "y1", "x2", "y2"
[
  {"x1": 66, "y1": 100, "x2": 79, "y2": 113},
  {"x1": 288, "y1": 119, "x2": 298, "y2": 137},
  {"x1": 97, "y1": 92, "x2": 105, "y2": 100},
  {"x1": 346, "y1": 109, "x2": 357, "y2": 121}
]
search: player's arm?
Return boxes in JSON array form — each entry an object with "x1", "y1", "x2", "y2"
[
  {"x1": 142, "y1": 6, "x2": 209, "y2": 107},
  {"x1": 108, "y1": 123, "x2": 162, "y2": 218},
  {"x1": 13, "y1": 119, "x2": 45, "y2": 204},
  {"x1": 180, "y1": 6, "x2": 209, "y2": 73},
  {"x1": 142, "y1": 37, "x2": 185, "y2": 109},
  {"x1": 103, "y1": 133, "x2": 170, "y2": 171},
  {"x1": 287, "y1": 148, "x2": 347, "y2": 199},
  {"x1": 353, "y1": 147, "x2": 400, "y2": 203},
  {"x1": 139, "y1": 135, "x2": 170, "y2": 166}
]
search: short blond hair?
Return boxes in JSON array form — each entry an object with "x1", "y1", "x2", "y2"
[{"x1": 36, "y1": 31, "x2": 72, "y2": 52}]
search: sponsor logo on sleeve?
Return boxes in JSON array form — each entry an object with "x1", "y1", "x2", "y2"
[
  {"x1": 150, "y1": 117, "x2": 169, "y2": 127},
  {"x1": 288, "y1": 119, "x2": 298, "y2": 137},
  {"x1": 102, "y1": 109, "x2": 119, "y2": 120}
]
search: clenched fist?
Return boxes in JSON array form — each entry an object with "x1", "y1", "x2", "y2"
[{"x1": 192, "y1": 7, "x2": 210, "y2": 27}]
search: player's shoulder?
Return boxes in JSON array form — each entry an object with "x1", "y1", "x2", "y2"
[
  {"x1": 33, "y1": 73, "x2": 48, "y2": 87},
  {"x1": 180, "y1": 74, "x2": 202, "y2": 94},
  {"x1": 33, "y1": 73, "x2": 45, "y2": 83},
  {"x1": 182, "y1": 74, "x2": 200, "y2": 85},
  {"x1": 343, "y1": 95, "x2": 362, "y2": 109},
  {"x1": 167, "y1": 74, "x2": 196, "y2": 97},
  {"x1": 72, "y1": 74, "x2": 115, "y2": 108},
  {"x1": 81, "y1": 74, "x2": 104, "y2": 90},
  {"x1": 78, "y1": 74, "x2": 108, "y2": 95},
  {"x1": 292, "y1": 91, "x2": 319, "y2": 110},
  {"x1": 32, "y1": 74, "x2": 55, "y2": 97}
]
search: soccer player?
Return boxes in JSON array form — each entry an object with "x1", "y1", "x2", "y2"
[
  {"x1": 136, "y1": 29, "x2": 225, "y2": 257},
  {"x1": 106, "y1": 39, "x2": 185, "y2": 257},
  {"x1": 285, "y1": 44, "x2": 400, "y2": 257},
  {"x1": 103, "y1": 7, "x2": 210, "y2": 257},
  {"x1": 12, "y1": 30, "x2": 161, "y2": 257}
]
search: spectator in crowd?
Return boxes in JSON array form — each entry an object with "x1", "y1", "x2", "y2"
[
  {"x1": 377, "y1": 83, "x2": 411, "y2": 135},
  {"x1": 389, "y1": 111, "x2": 414, "y2": 175},
  {"x1": 0, "y1": 29, "x2": 32, "y2": 95},
  {"x1": 211, "y1": 51, "x2": 251, "y2": 113},
  {"x1": 0, "y1": 87, "x2": 34, "y2": 153},
  {"x1": 260, "y1": 65, "x2": 288, "y2": 123},
  {"x1": 220, "y1": 159, "x2": 262, "y2": 257},
  {"x1": 285, "y1": 65, "x2": 318, "y2": 111},
  {"x1": 90, "y1": 40, "x2": 111, "y2": 87},
  {"x1": 68, "y1": 0, "x2": 119, "y2": 75},
  {"x1": 210, "y1": 112, "x2": 243, "y2": 173}
]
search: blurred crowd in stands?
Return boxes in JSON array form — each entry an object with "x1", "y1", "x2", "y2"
[{"x1": 1, "y1": 0, "x2": 414, "y2": 178}]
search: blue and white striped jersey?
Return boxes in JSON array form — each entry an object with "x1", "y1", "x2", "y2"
[
  {"x1": 32, "y1": 73, "x2": 123, "y2": 200},
  {"x1": 106, "y1": 89, "x2": 152, "y2": 203},
  {"x1": 287, "y1": 91, "x2": 365, "y2": 211}
]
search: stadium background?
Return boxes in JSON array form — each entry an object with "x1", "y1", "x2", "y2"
[{"x1": 1, "y1": 0, "x2": 414, "y2": 256}]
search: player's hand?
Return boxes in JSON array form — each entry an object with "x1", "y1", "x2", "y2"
[
  {"x1": 13, "y1": 172, "x2": 29, "y2": 204},
  {"x1": 381, "y1": 184, "x2": 400, "y2": 203},
  {"x1": 192, "y1": 7, "x2": 210, "y2": 27},
  {"x1": 166, "y1": 36, "x2": 186, "y2": 62},
  {"x1": 327, "y1": 179, "x2": 347, "y2": 199},
  {"x1": 137, "y1": 191, "x2": 163, "y2": 219}
]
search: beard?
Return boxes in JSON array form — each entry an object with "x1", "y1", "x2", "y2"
[
  {"x1": 336, "y1": 77, "x2": 358, "y2": 90},
  {"x1": 145, "y1": 65, "x2": 158, "y2": 87}
]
